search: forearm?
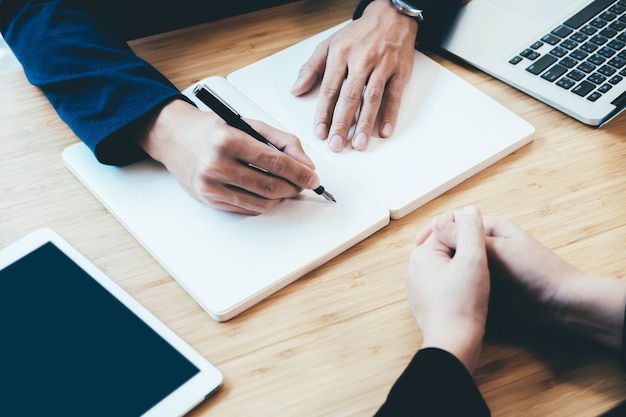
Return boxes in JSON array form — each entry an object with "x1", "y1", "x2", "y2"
[{"x1": 555, "y1": 272, "x2": 626, "y2": 350}]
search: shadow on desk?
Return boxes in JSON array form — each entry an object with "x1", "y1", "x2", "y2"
[{"x1": 479, "y1": 291, "x2": 626, "y2": 412}]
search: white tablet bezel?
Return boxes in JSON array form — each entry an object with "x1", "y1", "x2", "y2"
[{"x1": 0, "y1": 227, "x2": 223, "y2": 417}]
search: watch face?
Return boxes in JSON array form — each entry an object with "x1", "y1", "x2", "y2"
[
  {"x1": 395, "y1": 0, "x2": 422, "y2": 13},
  {"x1": 393, "y1": 0, "x2": 424, "y2": 19}
]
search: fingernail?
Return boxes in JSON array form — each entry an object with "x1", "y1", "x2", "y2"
[
  {"x1": 329, "y1": 135, "x2": 344, "y2": 152},
  {"x1": 381, "y1": 122, "x2": 393, "y2": 137},
  {"x1": 353, "y1": 132, "x2": 368, "y2": 150},
  {"x1": 315, "y1": 123, "x2": 328, "y2": 138}
]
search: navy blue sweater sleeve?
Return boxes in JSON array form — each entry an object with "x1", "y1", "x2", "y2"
[
  {"x1": 0, "y1": 0, "x2": 299, "y2": 166},
  {"x1": 374, "y1": 348, "x2": 490, "y2": 416},
  {"x1": 354, "y1": 0, "x2": 463, "y2": 50},
  {"x1": 0, "y1": 0, "x2": 187, "y2": 166}
]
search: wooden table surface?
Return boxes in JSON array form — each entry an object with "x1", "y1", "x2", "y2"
[{"x1": 1, "y1": 0, "x2": 625, "y2": 415}]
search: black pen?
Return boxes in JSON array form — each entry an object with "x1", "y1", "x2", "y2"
[{"x1": 192, "y1": 84, "x2": 336, "y2": 202}]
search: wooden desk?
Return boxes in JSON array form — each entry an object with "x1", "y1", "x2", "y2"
[{"x1": 1, "y1": 0, "x2": 625, "y2": 415}]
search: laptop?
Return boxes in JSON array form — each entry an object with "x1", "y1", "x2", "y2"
[
  {"x1": 0, "y1": 228, "x2": 223, "y2": 416},
  {"x1": 441, "y1": 0, "x2": 626, "y2": 126}
]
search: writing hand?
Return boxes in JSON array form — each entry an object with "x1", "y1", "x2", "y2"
[
  {"x1": 291, "y1": 0, "x2": 417, "y2": 152},
  {"x1": 138, "y1": 99, "x2": 320, "y2": 215}
]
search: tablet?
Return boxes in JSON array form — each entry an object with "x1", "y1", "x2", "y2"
[{"x1": 0, "y1": 228, "x2": 223, "y2": 416}]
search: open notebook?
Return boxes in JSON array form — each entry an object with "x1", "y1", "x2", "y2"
[{"x1": 63, "y1": 22, "x2": 534, "y2": 322}]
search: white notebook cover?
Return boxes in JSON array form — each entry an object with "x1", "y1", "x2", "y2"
[{"x1": 63, "y1": 22, "x2": 534, "y2": 322}]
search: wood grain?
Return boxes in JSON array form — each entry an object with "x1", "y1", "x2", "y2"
[{"x1": 1, "y1": 0, "x2": 625, "y2": 415}]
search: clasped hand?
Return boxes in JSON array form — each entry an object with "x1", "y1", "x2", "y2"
[{"x1": 408, "y1": 206, "x2": 626, "y2": 373}]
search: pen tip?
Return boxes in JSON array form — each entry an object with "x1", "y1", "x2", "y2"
[
  {"x1": 322, "y1": 191, "x2": 336, "y2": 203},
  {"x1": 312, "y1": 186, "x2": 336, "y2": 202}
]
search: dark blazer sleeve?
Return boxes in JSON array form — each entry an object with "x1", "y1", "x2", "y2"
[
  {"x1": 604, "y1": 306, "x2": 626, "y2": 415},
  {"x1": 354, "y1": 0, "x2": 463, "y2": 50},
  {"x1": 600, "y1": 304, "x2": 626, "y2": 416},
  {"x1": 0, "y1": 0, "x2": 186, "y2": 166},
  {"x1": 619, "y1": 302, "x2": 626, "y2": 372},
  {"x1": 374, "y1": 347, "x2": 490, "y2": 417}
]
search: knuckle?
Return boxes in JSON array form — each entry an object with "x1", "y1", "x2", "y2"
[
  {"x1": 331, "y1": 119, "x2": 353, "y2": 133},
  {"x1": 210, "y1": 128, "x2": 234, "y2": 153},
  {"x1": 321, "y1": 84, "x2": 341, "y2": 98},
  {"x1": 357, "y1": 118, "x2": 375, "y2": 133},
  {"x1": 340, "y1": 85, "x2": 363, "y2": 104},
  {"x1": 331, "y1": 39, "x2": 352, "y2": 56},
  {"x1": 245, "y1": 197, "x2": 272, "y2": 215},
  {"x1": 194, "y1": 169, "x2": 221, "y2": 196},
  {"x1": 265, "y1": 152, "x2": 288, "y2": 175},
  {"x1": 298, "y1": 61, "x2": 320, "y2": 80},
  {"x1": 299, "y1": 61, "x2": 314, "y2": 74},
  {"x1": 385, "y1": 88, "x2": 403, "y2": 105},
  {"x1": 261, "y1": 178, "x2": 282, "y2": 198},
  {"x1": 315, "y1": 106, "x2": 333, "y2": 123},
  {"x1": 358, "y1": 48, "x2": 379, "y2": 66},
  {"x1": 364, "y1": 85, "x2": 383, "y2": 103},
  {"x1": 295, "y1": 169, "x2": 311, "y2": 189}
]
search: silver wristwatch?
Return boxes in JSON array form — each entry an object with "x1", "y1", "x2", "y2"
[{"x1": 390, "y1": 0, "x2": 424, "y2": 21}]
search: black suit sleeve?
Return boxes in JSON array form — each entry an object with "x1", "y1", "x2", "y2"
[
  {"x1": 619, "y1": 302, "x2": 626, "y2": 372},
  {"x1": 604, "y1": 305, "x2": 626, "y2": 415},
  {"x1": 374, "y1": 348, "x2": 490, "y2": 417}
]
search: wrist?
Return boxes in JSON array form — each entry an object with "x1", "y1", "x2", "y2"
[
  {"x1": 420, "y1": 318, "x2": 485, "y2": 374},
  {"x1": 553, "y1": 272, "x2": 626, "y2": 350},
  {"x1": 366, "y1": 0, "x2": 418, "y2": 21},
  {"x1": 137, "y1": 98, "x2": 198, "y2": 164},
  {"x1": 359, "y1": 0, "x2": 419, "y2": 31},
  {"x1": 362, "y1": 0, "x2": 419, "y2": 39}
]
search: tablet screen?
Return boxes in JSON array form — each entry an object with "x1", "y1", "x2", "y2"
[{"x1": 1, "y1": 238, "x2": 218, "y2": 416}]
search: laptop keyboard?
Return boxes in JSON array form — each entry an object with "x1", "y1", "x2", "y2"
[{"x1": 509, "y1": 0, "x2": 626, "y2": 102}]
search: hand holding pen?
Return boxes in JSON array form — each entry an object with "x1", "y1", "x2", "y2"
[
  {"x1": 137, "y1": 97, "x2": 331, "y2": 215},
  {"x1": 193, "y1": 84, "x2": 335, "y2": 203}
]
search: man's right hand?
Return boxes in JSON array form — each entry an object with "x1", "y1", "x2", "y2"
[{"x1": 138, "y1": 99, "x2": 321, "y2": 215}]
